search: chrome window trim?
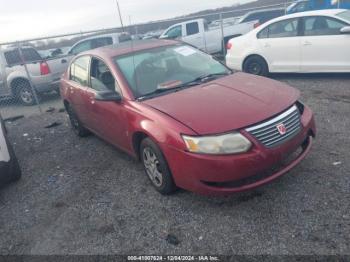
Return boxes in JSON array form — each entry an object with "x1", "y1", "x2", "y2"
[{"x1": 246, "y1": 105, "x2": 298, "y2": 132}]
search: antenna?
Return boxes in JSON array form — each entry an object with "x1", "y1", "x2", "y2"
[{"x1": 116, "y1": 0, "x2": 125, "y2": 32}]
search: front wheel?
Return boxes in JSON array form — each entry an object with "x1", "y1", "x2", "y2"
[
  {"x1": 140, "y1": 138, "x2": 177, "y2": 195},
  {"x1": 243, "y1": 56, "x2": 269, "y2": 76}
]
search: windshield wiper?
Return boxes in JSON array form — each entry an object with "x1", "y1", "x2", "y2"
[
  {"x1": 137, "y1": 72, "x2": 231, "y2": 101},
  {"x1": 190, "y1": 72, "x2": 231, "y2": 83},
  {"x1": 167, "y1": 72, "x2": 232, "y2": 90}
]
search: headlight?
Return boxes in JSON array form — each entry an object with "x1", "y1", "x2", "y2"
[{"x1": 182, "y1": 132, "x2": 252, "y2": 155}]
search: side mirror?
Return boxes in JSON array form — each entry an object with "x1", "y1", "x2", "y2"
[
  {"x1": 95, "y1": 90, "x2": 122, "y2": 102},
  {"x1": 340, "y1": 26, "x2": 350, "y2": 34}
]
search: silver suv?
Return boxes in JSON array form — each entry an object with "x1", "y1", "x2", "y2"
[{"x1": 0, "y1": 46, "x2": 67, "y2": 105}]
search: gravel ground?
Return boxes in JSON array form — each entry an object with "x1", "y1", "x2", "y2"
[{"x1": 0, "y1": 73, "x2": 349, "y2": 255}]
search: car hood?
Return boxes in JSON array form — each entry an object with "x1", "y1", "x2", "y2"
[{"x1": 142, "y1": 72, "x2": 300, "y2": 135}]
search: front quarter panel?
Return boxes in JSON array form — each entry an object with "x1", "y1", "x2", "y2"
[{"x1": 126, "y1": 101, "x2": 196, "y2": 156}]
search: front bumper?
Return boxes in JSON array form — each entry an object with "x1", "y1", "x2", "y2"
[{"x1": 162, "y1": 105, "x2": 316, "y2": 196}]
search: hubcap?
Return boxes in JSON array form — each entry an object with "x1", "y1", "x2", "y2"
[
  {"x1": 143, "y1": 147, "x2": 163, "y2": 187},
  {"x1": 248, "y1": 62, "x2": 261, "y2": 75},
  {"x1": 20, "y1": 88, "x2": 34, "y2": 104}
]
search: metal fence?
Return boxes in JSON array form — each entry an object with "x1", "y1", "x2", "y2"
[{"x1": 0, "y1": 1, "x2": 292, "y2": 120}]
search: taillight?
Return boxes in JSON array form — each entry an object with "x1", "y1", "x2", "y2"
[
  {"x1": 40, "y1": 62, "x2": 51, "y2": 75},
  {"x1": 226, "y1": 42, "x2": 232, "y2": 50},
  {"x1": 254, "y1": 22, "x2": 261, "y2": 28}
]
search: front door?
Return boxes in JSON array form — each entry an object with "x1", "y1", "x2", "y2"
[
  {"x1": 182, "y1": 22, "x2": 206, "y2": 51},
  {"x1": 300, "y1": 16, "x2": 350, "y2": 72},
  {"x1": 86, "y1": 57, "x2": 129, "y2": 150}
]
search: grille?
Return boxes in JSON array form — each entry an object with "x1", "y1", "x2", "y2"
[{"x1": 246, "y1": 105, "x2": 301, "y2": 148}]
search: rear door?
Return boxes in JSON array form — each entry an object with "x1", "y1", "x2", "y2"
[
  {"x1": 257, "y1": 18, "x2": 302, "y2": 72},
  {"x1": 67, "y1": 55, "x2": 92, "y2": 126},
  {"x1": 300, "y1": 16, "x2": 350, "y2": 72}
]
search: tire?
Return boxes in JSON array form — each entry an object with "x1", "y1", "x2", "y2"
[
  {"x1": 243, "y1": 56, "x2": 269, "y2": 76},
  {"x1": 140, "y1": 138, "x2": 177, "y2": 195},
  {"x1": 16, "y1": 81, "x2": 37, "y2": 106},
  {"x1": 66, "y1": 104, "x2": 90, "y2": 137}
]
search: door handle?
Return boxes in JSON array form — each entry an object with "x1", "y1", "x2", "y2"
[
  {"x1": 303, "y1": 41, "x2": 312, "y2": 46},
  {"x1": 264, "y1": 43, "x2": 271, "y2": 48}
]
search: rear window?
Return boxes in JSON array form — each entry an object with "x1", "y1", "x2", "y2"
[
  {"x1": 337, "y1": 10, "x2": 350, "y2": 23},
  {"x1": 4, "y1": 48, "x2": 42, "y2": 66}
]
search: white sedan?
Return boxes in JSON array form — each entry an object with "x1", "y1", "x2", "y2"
[{"x1": 225, "y1": 9, "x2": 350, "y2": 75}]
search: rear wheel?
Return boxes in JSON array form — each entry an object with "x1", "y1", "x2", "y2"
[
  {"x1": 140, "y1": 138, "x2": 177, "y2": 195},
  {"x1": 66, "y1": 104, "x2": 90, "y2": 137},
  {"x1": 243, "y1": 56, "x2": 269, "y2": 76},
  {"x1": 16, "y1": 82, "x2": 36, "y2": 106}
]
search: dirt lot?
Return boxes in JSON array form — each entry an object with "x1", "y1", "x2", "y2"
[{"x1": 0, "y1": 74, "x2": 349, "y2": 255}]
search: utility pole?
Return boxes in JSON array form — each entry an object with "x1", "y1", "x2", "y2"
[{"x1": 116, "y1": 0, "x2": 125, "y2": 32}]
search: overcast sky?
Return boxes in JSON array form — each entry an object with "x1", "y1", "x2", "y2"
[{"x1": 0, "y1": 0, "x2": 254, "y2": 43}]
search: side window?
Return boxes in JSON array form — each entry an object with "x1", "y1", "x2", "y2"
[
  {"x1": 70, "y1": 56, "x2": 90, "y2": 86},
  {"x1": 267, "y1": 18, "x2": 299, "y2": 38},
  {"x1": 22, "y1": 48, "x2": 42, "y2": 62},
  {"x1": 4, "y1": 48, "x2": 42, "y2": 65},
  {"x1": 4, "y1": 50, "x2": 21, "y2": 65},
  {"x1": 304, "y1": 16, "x2": 347, "y2": 36},
  {"x1": 257, "y1": 27, "x2": 269, "y2": 39},
  {"x1": 90, "y1": 58, "x2": 116, "y2": 92},
  {"x1": 164, "y1": 25, "x2": 182, "y2": 39},
  {"x1": 70, "y1": 40, "x2": 92, "y2": 55},
  {"x1": 186, "y1": 22, "x2": 199, "y2": 35},
  {"x1": 91, "y1": 37, "x2": 113, "y2": 49}
]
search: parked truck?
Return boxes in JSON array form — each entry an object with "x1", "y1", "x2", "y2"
[
  {"x1": 0, "y1": 46, "x2": 67, "y2": 105},
  {"x1": 159, "y1": 18, "x2": 259, "y2": 54},
  {"x1": 286, "y1": 0, "x2": 350, "y2": 14}
]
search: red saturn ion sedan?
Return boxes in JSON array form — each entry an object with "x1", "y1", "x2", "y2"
[{"x1": 60, "y1": 39, "x2": 316, "y2": 196}]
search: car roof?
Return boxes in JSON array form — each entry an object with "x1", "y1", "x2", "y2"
[
  {"x1": 80, "y1": 39, "x2": 180, "y2": 58},
  {"x1": 254, "y1": 8, "x2": 348, "y2": 28},
  {"x1": 278, "y1": 8, "x2": 346, "y2": 20},
  {"x1": 75, "y1": 32, "x2": 127, "y2": 43},
  {"x1": 244, "y1": 8, "x2": 285, "y2": 16}
]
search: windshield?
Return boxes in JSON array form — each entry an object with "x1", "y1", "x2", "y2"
[
  {"x1": 337, "y1": 10, "x2": 350, "y2": 23},
  {"x1": 115, "y1": 45, "x2": 230, "y2": 99}
]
